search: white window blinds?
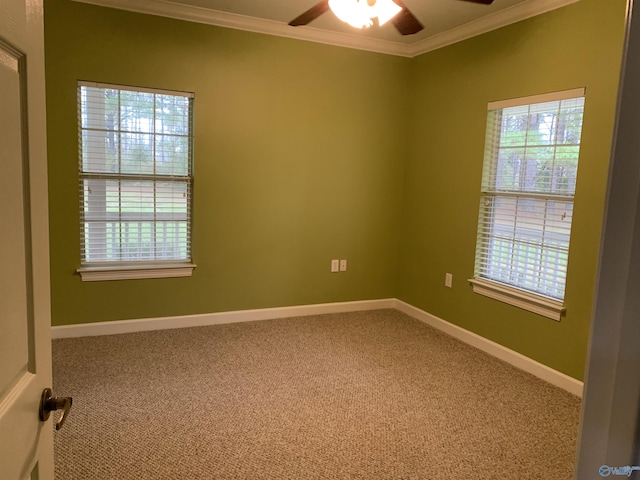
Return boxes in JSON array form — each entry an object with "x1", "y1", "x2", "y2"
[
  {"x1": 474, "y1": 89, "x2": 585, "y2": 301},
  {"x1": 78, "y1": 82, "x2": 194, "y2": 265}
]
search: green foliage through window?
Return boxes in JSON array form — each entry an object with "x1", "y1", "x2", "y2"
[
  {"x1": 475, "y1": 93, "x2": 585, "y2": 301},
  {"x1": 78, "y1": 83, "x2": 194, "y2": 264}
]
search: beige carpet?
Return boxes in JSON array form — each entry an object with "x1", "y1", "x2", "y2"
[{"x1": 52, "y1": 309, "x2": 581, "y2": 479}]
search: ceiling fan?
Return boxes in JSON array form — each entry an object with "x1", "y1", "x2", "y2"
[{"x1": 288, "y1": 0, "x2": 495, "y2": 36}]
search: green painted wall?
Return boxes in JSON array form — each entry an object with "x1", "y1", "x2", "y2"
[
  {"x1": 44, "y1": 0, "x2": 627, "y2": 380},
  {"x1": 398, "y1": 0, "x2": 627, "y2": 380},
  {"x1": 44, "y1": 0, "x2": 409, "y2": 325}
]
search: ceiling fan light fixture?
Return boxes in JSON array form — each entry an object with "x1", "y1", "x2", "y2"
[
  {"x1": 328, "y1": 0, "x2": 402, "y2": 30},
  {"x1": 288, "y1": 0, "x2": 422, "y2": 36},
  {"x1": 374, "y1": 0, "x2": 402, "y2": 26},
  {"x1": 328, "y1": 0, "x2": 372, "y2": 28}
]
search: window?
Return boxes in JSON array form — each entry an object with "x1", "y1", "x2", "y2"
[
  {"x1": 77, "y1": 82, "x2": 195, "y2": 281},
  {"x1": 470, "y1": 88, "x2": 585, "y2": 320}
]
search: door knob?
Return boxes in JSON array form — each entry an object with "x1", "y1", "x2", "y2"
[{"x1": 39, "y1": 388, "x2": 73, "y2": 430}]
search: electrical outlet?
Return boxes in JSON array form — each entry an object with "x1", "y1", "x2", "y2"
[
  {"x1": 445, "y1": 273, "x2": 453, "y2": 288},
  {"x1": 331, "y1": 259, "x2": 340, "y2": 272},
  {"x1": 339, "y1": 259, "x2": 347, "y2": 272}
]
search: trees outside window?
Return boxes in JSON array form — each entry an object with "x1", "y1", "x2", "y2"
[
  {"x1": 473, "y1": 89, "x2": 585, "y2": 314},
  {"x1": 78, "y1": 83, "x2": 193, "y2": 267}
]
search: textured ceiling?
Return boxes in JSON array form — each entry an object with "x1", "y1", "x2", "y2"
[
  {"x1": 169, "y1": 0, "x2": 528, "y2": 43},
  {"x1": 74, "y1": 0, "x2": 580, "y2": 56}
]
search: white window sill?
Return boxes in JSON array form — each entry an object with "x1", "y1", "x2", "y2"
[
  {"x1": 468, "y1": 278, "x2": 565, "y2": 321},
  {"x1": 77, "y1": 263, "x2": 196, "y2": 282}
]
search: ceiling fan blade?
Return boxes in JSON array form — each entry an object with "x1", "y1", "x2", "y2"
[
  {"x1": 457, "y1": 0, "x2": 495, "y2": 4},
  {"x1": 391, "y1": 1, "x2": 424, "y2": 35},
  {"x1": 289, "y1": 0, "x2": 330, "y2": 26}
]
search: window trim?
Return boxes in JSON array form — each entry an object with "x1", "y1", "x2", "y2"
[
  {"x1": 487, "y1": 87, "x2": 585, "y2": 111},
  {"x1": 77, "y1": 263, "x2": 197, "y2": 282},
  {"x1": 468, "y1": 278, "x2": 565, "y2": 321},
  {"x1": 76, "y1": 81, "x2": 195, "y2": 281},
  {"x1": 471, "y1": 87, "x2": 586, "y2": 317}
]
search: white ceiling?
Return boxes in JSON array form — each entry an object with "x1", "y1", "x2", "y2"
[{"x1": 74, "y1": 0, "x2": 579, "y2": 57}]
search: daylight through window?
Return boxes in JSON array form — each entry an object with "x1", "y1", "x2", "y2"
[
  {"x1": 473, "y1": 89, "x2": 585, "y2": 308},
  {"x1": 78, "y1": 82, "x2": 193, "y2": 269}
]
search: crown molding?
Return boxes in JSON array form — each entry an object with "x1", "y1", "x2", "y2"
[
  {"x1": 72, "y1": 0, "x2": 411, "y2": 56},
  {"x1": 73, "y1": 0, "x2": 580, "y2": 58},
  {"x1": 407, "y1": 0, "x2": 580, "y2": 57}
]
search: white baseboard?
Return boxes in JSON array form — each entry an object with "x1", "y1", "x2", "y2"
[
  {"x1": 393, "y1": 300, "x2": 584, "y2": 397},
  {"x1": 50, "y1": 298, "x2": 396, "y2": 339},
  {"x1": 51, "y1": 297, "x2": 583, "y2": 397}
]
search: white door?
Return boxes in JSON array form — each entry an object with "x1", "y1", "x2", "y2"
[
  {"x1": 575, "y1": 0, "x2": 640, "y2": 474},
  {"x1": 0, "y1": 0, "x2": 55, "y2": 478}
]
